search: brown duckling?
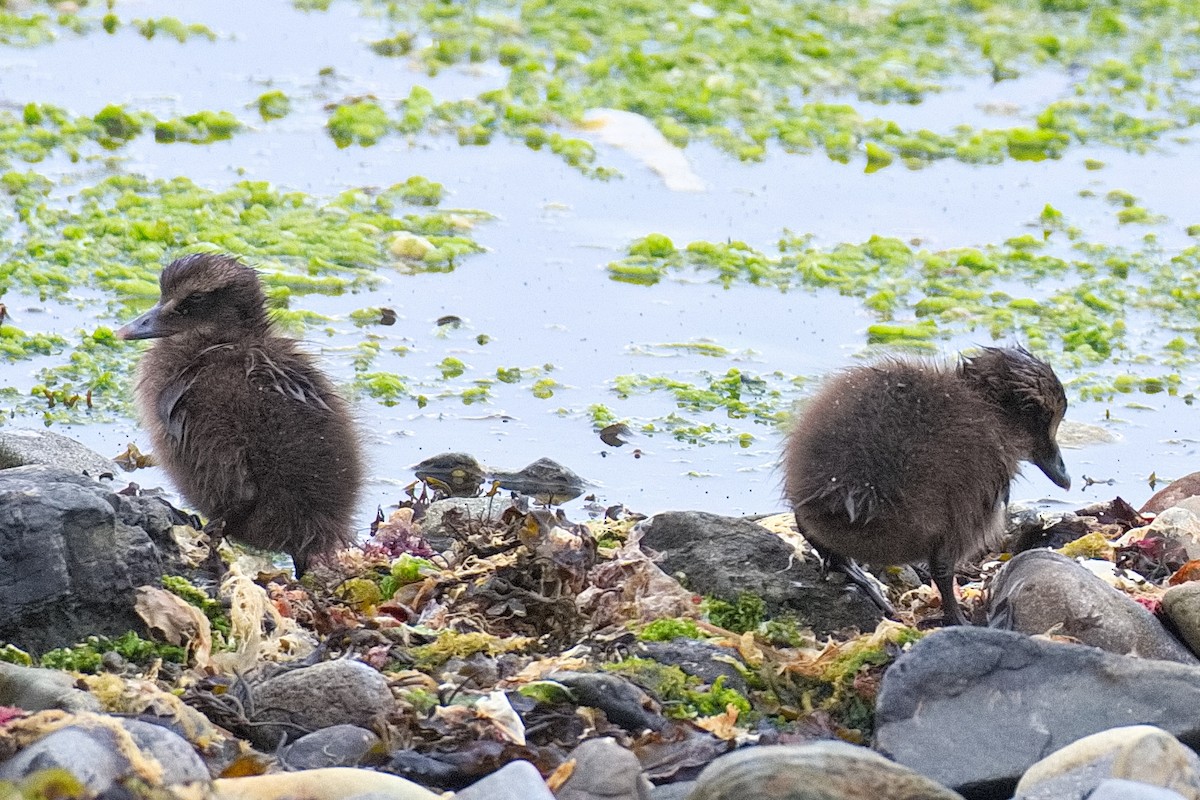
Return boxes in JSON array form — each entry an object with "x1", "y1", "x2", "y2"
[
  {"x1": 784, "y1": 346, "x2": 1070, "y2": 625},
  {"x1": 117, "y1": 253, "x2": 363, "y2": 576}
]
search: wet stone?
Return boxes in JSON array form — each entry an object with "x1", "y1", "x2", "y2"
[
  {"x1": 1012, "y1": 725, "x2": 1200, "y2": 800},
  {"x1": 419, "y1": 496, "x2": 512, "y2": 550},
  {"x1": 1089, "y1": 780, "x2": 1189, "y2": 800},
  {"x1": 1142, "y1": 472, "x2": 1200, "y2": 515},
  {"x1": 553, "y1": 671, "x2": 666, "y2": 733},
  {"x1": 1163, "y1": 583, "x2": 1200, "y2": 656},
  {"x1": 281, "y1": 724, "x2": 382, "y2": 770},
  {"x1": 687, "y1": 741, "x2": 964, "y2": 800},
  {"x1": 987, "y1": 549, "x2": 1197, "y2": 664}
]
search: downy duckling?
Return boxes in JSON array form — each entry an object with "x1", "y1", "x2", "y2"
[
  {"x1": 118, "y1": 253, "x2": 363, "y2": 577},
  {"x1": 784, "y1": 346, "x2": 1070, "y2": 625}
]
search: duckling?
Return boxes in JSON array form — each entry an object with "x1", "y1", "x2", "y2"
[
  {"x1": 784, "y1": 346, "x2": 1070, "y2": 625},
  {"x1": 118, "y1": 253, "x2": 363, "y2": 577},
  {"x1": 412, "y1": 452, "x2": 486, "y2": 497}
]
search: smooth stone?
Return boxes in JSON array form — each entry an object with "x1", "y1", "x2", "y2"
[
  {"x1": 687, "y1": 742, "x2": 964, "y2": 800},
  {"x1": 0, "y1": 661, "x2": 100, "y2": 712},
  {"x1": 0, "y1": 465, "x2": 178, "y2": 653},
  {"x1": 637, "y1": 511, "x2": 882, "y2": 636},
  {"x1": 875, "y1": 627, "x2": 1200, "y2": 796},
  {"x1": 281, "y1": 724, "x2": 382, "y2": 770},
  {"x1": 649, "y1": 783, "x2": 695, "y2": 800},
  {"x1": 455, "y1": 760, "x2": 555, "y2": 800},
  {"x1": 1013, "y1": 725, "x2": 1200, "y2": 800},
  {"x1": 419, "y1": 496, "x2": 511, "y2": 550},
  {"x1": 987, "y1": 549, "x2": 1197, "y2": 664},
  {"x1": 1163, "y1": 583, "x2": 1200, "y2": 656},
  {"x1": 248, "y1": 660, "x2": 394, "y2": 748},
  {"x1": 633, "y1": 639, "x2": 747, "y2": 694},
  {"x1": 556, "y1": 738, "x2": 653, "y2": 800},
  {"x1": 1143, "y1": 472, "x2": 1200, "y2": 515},
  {"x1": 0, "y1": 718, "x2": 207, "y2": 790},
  {"x1": 214, "y1": 768, "x2": 441, "y2": 799},
  {"x1": 1090, "y1": 780, "x2": 1189, "y2": 800},
  {"x1": 0, "y1": 428, "x2": 120, "y2": 477}
]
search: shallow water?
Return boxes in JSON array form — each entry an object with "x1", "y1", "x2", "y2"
[{"x1": 4, "y1": 0, "x2": 1200, "y2": 530}]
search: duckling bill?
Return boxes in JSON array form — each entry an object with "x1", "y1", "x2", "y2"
[
  {"x1": 784, "y1": 346, "x2": 1070, "y2": 625},
  {"x1": 118, "y1": 253, "x2": 364, "y2": 576}
]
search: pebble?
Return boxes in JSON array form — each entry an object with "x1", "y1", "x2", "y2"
[
  {"x1": 247, "y1": 659, "x2": 393, "y2": 749},
  {"x1": 555, "y1": 737, "x2": 653, "y2": 800},
  {"x1": 455, "y1": 759, "x2": 556, "y2": 800}
]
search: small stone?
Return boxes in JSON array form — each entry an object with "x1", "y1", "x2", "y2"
[
  {"x1": 214, "y1": 767, "x2": 441, "y2": 799},
  {"x1": 687, "y1": 742, "x2": 964, "y2": 800},
  {"x1": 988, "y1": 549, "x2": 1196, "y2": 664},
  {"x1": 420, "y1": 496, "x2": 511, "y2": 550},
  {"x1": 0, "y1": 662, "x2": 101, "y2": 712},
  {"x1": 282, "y1": 724, "x2": 382, "y2": 770},
  {"x1": 0, "y1": 428, "x2": 120, "y2": 477},
  {"x1": 1089, "y1": 780, "x2": 1189, "y2": 800},
  {"x1": 455, "y1": 759, "x2": 555, "y2": 800},
  {"x1": 556, "y1": 738, "x2": 652, "y2": 800},
  {"x1": 553, "y1": 672, "x2": 666, "y2": 733},
  {"x1": 248, "y1": 660, "x2": 393, "y2": 748},
  {"x1": 119, "y1": 719, "x2": 209, "y2": 784},
  {"x1": 1164, "y1": 583, "x2": 1200, "y2": 656},
  {"x1": 1143, "y1": 472, "x2": 1200, "y2": 515},
  {"x1": 1014, "y1": 726, "x2": 1200, "y2": 800}
]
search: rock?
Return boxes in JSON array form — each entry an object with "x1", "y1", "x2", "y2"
[
  {"x1": 650, "y1": 783, "x2": 696, "y2": 800},
  {"x1": 553, "y1": 671, "x2": 666, "y2": 733},
  {"x1": 687, "y1": 741, "x2": 964, "y2": 800},
  {"x1": 214, "y1": 767, "x2": 442, "y2": 799},
  {"x1": 637, "y1": 511, "x2": 882, "y2": 636},
  {"x1": 0, "y1": 716, "x2": 207, "y2": 791},
  {"x1": 1089, "y1": 780, "x2": 1189, "y2": 800},
  {"x1": 0, "y1": 428, "x2": 120, "y2": 477},
  {"x1": 282, "y1": 724, "x2": 382, "y2": 770},
  {"x1": 1163, "y1": 583, "x2": 1200, "y2": 656},
  {"x1": 420, "y1": 496, "x2": 512, "y2": 550},
  {"x1": 634, "y1": 638, "x2": 748, "y2": 694},
  {"x1": 0, "y1": 465, "x2": 175, "y2": 653},
  {"x1": 455, "y1": 759, "x2": 556, "y2": 800},
  {"x1": 0, "y1": 662, "x2": 100, "y2": 712},
  {"x1": 1143, "y1": 472, "x2": 1200, "y2": 515},
  {"x1": 556, "y1": 738, "x2": 653, "y2": 800},
  {"x1": 987, "y1": 549, "x2": 1197, "y2": 664},
  {"x1": 1127, "y1": 507, "x2": 1200, "y2": 561},
  {"x1": 247, "y1": 659, "x2": 394, "y2": 748},
  {"x1": 874, "y1": 627, "x2": 1200, "y2": 796},
  {"x1": 1012, "y1": 725, "x2": 1200, "y2": 800}
]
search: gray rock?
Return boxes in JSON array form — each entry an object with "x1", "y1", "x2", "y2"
[
  {"x1": 554, "y1": 671, "x2": 667, "y2": 733},
  {"x1": 248, "y1": 659, "x2": 394, "y2": 748},
  {"x1": 420, "y1": 496, "x2": 512, "y2": 550},
  {"x1": 0, "y1": 428, "x2": 120, "y2": 477},
  {"x1": 0, "y1": 718, "x2": 207, "y2": 790},
  {"x1": 637, "y1": 511, "x2": 882, "y2": 636},
  {"x1": 1013, "y1": 725, "x2": 1200, "y2": 800},
  {"x1": 0, "y1": 661, "x2": 100, "y2": 712},
  {"x1": 634, "y1": 639, "x2": 747, "y2": 694},
  {"x1": 455, "y1": 759, "x2": 555, "y2": 800},
  {"x1": 874, "y1": 627, "x2": 1200, "y2": 796},
  {"x1": 282, "y1": 724, "x2": 382, "y2": 770},
  {"x1": 1090, "y1": 780, "x2": 1189, "y2": 800},
  {"x1": 1164, "y1": 583, "x2": 1200, "y2": 657},
  {"x1": 0, "y1": 465, "x2": 174, "y2": 653},
  {"x1": 650, "y1": 783, "x2": 695, "y2": 800},
  {"x1": 687, "y1": 742, "x2": 964, "y2": 800},
  {"x1": 988, "y1": 549, "x2": 1197, "y2": 664},
  {"x1": 556, "y1": 738, "x2": 653, "y2": 800}
]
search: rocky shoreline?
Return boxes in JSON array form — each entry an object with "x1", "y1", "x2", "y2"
[{"x1": 4, "y1": 427, "x2": 1200, "y2": 799}]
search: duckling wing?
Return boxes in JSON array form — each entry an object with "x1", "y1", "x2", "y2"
[{"x1": 246, "y1": 347, "x2": 333, "y2": 412}]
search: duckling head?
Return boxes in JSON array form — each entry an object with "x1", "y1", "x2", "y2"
[
  {"x1": 960, "y1": 346, "x2": 1070, "y2": 490},
  {"x1": 117, "y1": 253, "x2": 269, "y2": 342}
]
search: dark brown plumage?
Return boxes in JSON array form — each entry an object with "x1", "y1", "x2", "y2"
[
  {"x1": 118, "y1": 253, "x2": 363, "y2": 576},
  {"x1": 784, "y1": 346, "x2": 1070, "y2": 625}
]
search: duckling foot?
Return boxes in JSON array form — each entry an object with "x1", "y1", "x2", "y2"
[
  {"x1": 930, "y1": 555, "x2": 969, "y2": 627},
  {"x1": 812, "y1": 544, "x2": 897, "y2": 619},
  {"x1": 200, "y1": 517, "x2": 229, "y2": 581}
]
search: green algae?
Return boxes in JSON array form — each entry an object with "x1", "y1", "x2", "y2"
[
  {"x1": 40, "y1": 632, "x2": 186, "y2": 673},
  {"x1": 132, "y1": 17, "x2": 217, "y2": 42},
  {"x1": 254, "y1": 90, "x2": 292, "y2": 121},
  {"x1": 308, "y1": 0, "x2": 1200, "y2": 173},
  {"x1": 154, "y1": 110, "x2": 242, "y2": 144}
]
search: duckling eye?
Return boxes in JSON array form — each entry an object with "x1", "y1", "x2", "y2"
[{"x1": 175, "y1": 293, "x2": 205, "y2": 316}]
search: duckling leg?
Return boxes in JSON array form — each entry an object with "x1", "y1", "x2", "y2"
[
  {"x1": 929, "y1": 552, "x2": 968, "y2": 626},
  {"x1": 810, "y1": 541, "x2": 896, "y2": 618}
]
